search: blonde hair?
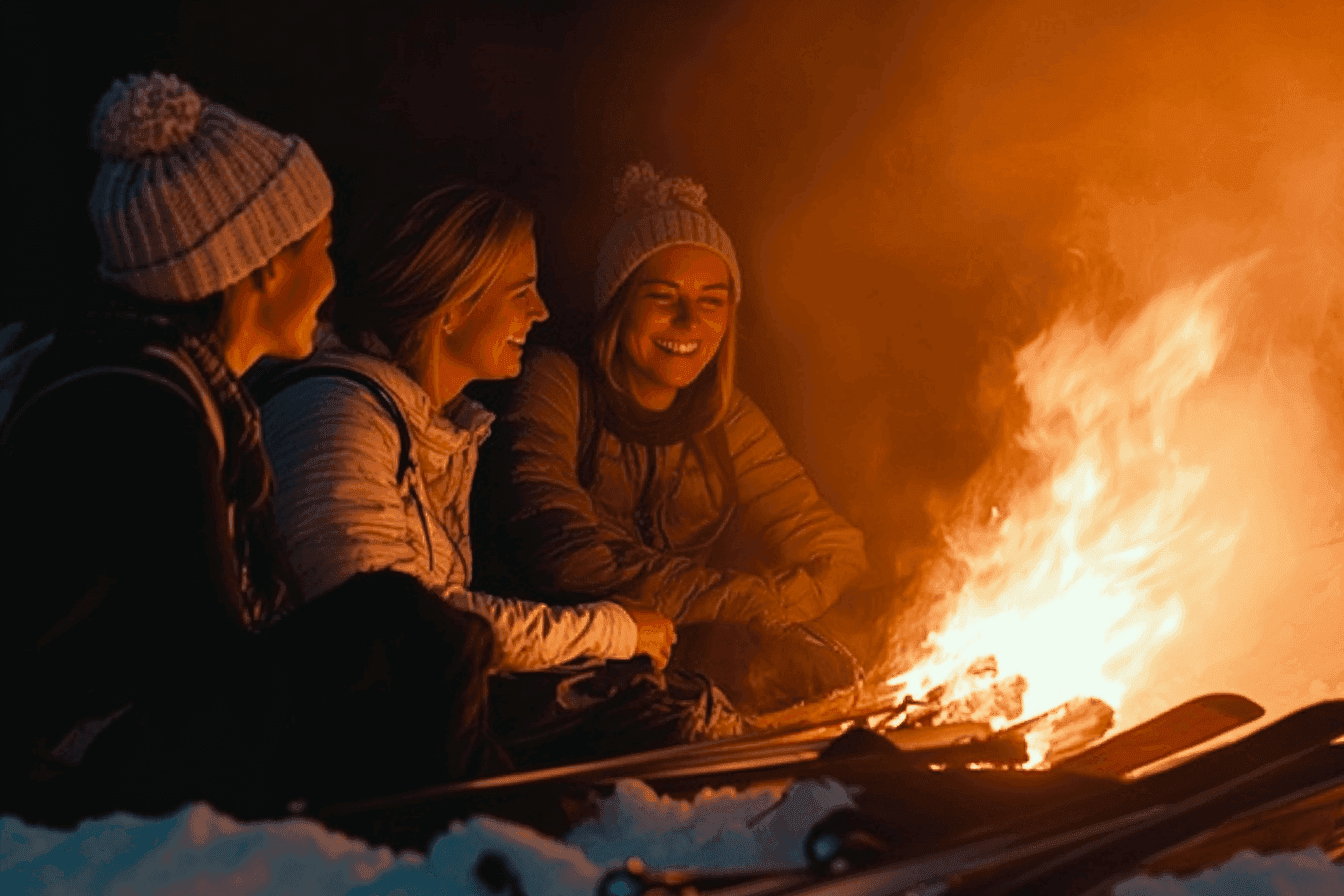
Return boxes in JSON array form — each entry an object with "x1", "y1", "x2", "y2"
[
  {"x1": 332, "y1": 184, "x2": 533, "y2": 386},
  {"x1": 592, "y1": 264, "x2": 738, "y2": 432}
]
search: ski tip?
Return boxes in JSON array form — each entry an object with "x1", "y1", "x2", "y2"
[{"x1": 1194, "y1": 693, "x2": 1265, "y2": 723}]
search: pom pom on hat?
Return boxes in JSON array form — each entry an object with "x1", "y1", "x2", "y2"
[
  {"x1": 614, "y1": 161, "x2": 709, "y2": 215},
  {"x1": 595, "y1": 161, "x2": 740, "y2": 311},
  {"x1": 90, "y1": 72, "x2": 204, "y2": 158}
]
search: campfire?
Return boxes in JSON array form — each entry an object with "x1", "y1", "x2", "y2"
[{"x1": 778, "y1": 257, "x2": 1289, "y2": 769}]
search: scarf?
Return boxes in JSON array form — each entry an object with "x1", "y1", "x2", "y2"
[{"x1": 174, "y1": 328, "x2": 293, "y2": 628}]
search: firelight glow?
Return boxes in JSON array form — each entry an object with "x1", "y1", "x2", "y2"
[{"x1": 885, "y1": 258, "x2": 1260, "y2": 739}]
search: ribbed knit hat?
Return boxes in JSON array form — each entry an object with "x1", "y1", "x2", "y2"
[
  {"x1": 593, "y1": 162, "x2": 741, "y2": 311},
  {"x1": 88, "y1": 72, "x2": 334, "y2": 302}
]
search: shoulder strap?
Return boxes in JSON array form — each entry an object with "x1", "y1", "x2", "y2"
[
  {"x1": 1, "y1": 345, "x2": 227, "y2": 472},
  {"x1": 575, "y1": 365, "x2": 601, "y2": 491},
  {"x1": 0, "y1": 325, "x2": 54, "y2": 426},
  {"x1": 252, "y1": 364, "x2": 414, "y2": 485},
  {"x1": 142, "y1": 345, "x2": 227, "y2": 469}
]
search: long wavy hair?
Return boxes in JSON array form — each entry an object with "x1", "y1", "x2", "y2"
[
  {"x1": 591, "y1": 259, "x2": 738, "y2": 433},
  {"x1": 330, "y1": 183, "x2": 534, "y2": 394}
]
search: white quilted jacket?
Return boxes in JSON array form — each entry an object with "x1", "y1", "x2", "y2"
[{"x1": 259, "y1": 343, "x2": 638, "y2": 672}]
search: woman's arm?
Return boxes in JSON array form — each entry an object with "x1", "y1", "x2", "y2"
[
  {"x1": 445, "y1": 588, "x2": 639, "y2": 672},
  {"x1": 723, "y1": 392, "x2": 870, "y2": 623},
  {"x1": 261, "y1": 374, "x2": 644, "y2": 670},
  {"x1": 498, "y1": 350, "x2": 811, "y2": 627}
]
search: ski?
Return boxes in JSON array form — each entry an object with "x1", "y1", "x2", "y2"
[
  {"x1": 317, "y1": 693, "x2": 1276, "y2": 857},
  {"x1": 1051, "y1": 692, "x2": 1264, "y2": 778},
  {"x1": 325, "y1": 718, "x2": 995, "y2": 820},
  {"x1": 584, "y1": 695, "x2": 1282, "y2": 896},
  {"x1": 776, "y1": 699, "x2": 1342, "y2": 896}
]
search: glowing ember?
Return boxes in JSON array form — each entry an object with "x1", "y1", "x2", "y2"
[{"x1": 885, "y1": 258, "x2": 1260, "y2": 744}]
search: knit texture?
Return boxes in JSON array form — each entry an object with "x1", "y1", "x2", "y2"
[
  {"x1": 594, "y1": 162, "x2": 741, "y2": 311},
  {"x1": 88, "y1": 72, "x2": 334, "y2": 302}
]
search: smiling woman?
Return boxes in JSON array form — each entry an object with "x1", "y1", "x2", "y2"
[
  {"x1": 482, "y1": 163, "x2": 872, "y2": 713},
  {"x1": 257, "y1": 183, "x2": 676, "y2": 678},
  {"x1": 422, "y1": 229, "x2": 546, "y2": 394},
  {"x1": 613, "y1": 245, "x2": 732, "y2": 411}
]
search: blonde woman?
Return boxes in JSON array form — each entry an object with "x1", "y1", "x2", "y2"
[{"x1": 485, "y1": 164, "x2": 871, "y2": 713}]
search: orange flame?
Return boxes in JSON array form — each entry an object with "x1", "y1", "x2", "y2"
[{"x1": 886, "y1": 258, "x2": 1262, "y2": 741}]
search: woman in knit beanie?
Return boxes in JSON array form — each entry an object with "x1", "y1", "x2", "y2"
[
  {"x1": 481, "y1": 162, "x2": 873, "y2": 714},
  {"x1": 0, "y1": 72, "x2": 347, "y2": 818}
]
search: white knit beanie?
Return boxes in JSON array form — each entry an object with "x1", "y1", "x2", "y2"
[
  {"x1": 88, "y1": 72, "x2": 334, "y2": 302},
  {"x1": 593, "y1": 162, "x2": 741, "y2": 312}
]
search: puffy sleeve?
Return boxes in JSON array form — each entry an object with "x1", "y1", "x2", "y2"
[
  {"x1": 497, "y1": 350, "x2": 867, "y2": 627},
  {"x1": 446, "y1": 589, "x2": 637, "y2": 673},
  {"x1": 261, "y1": 374, "x2": 639, "y2": 671},
  {"x1": 721, "y1": 392, "x2": 869, "y2": 622},
  {"x1": 261, "y1": 376, "x2": 419, "y2": 603}
]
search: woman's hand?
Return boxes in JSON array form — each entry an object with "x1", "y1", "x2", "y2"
[{"x1": 626, "y1": 607, "x2": 676, "y2": 669}]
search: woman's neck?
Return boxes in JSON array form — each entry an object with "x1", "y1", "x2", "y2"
[
  {"x1": 216, "y1": 317, "x2": 266, "y2": 376},
  {"x1": 414, "y1": 355, "x2": 474, "y2": 410},
  {"x1": 215, "y1": 281, "x2": 272, "y2": 375}
]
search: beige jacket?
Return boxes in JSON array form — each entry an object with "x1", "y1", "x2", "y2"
[{"x1": 489, "y1": 349, "x2": 869, "y2": 627}]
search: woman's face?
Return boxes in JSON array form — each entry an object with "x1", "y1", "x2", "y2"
[
  {"x1": 617, "y1": 245, "x2": 732, "y2": 410},
  {"x1": 441, "y1": 235, "x2": 548, "y2": 381},
  {"x1": 256, "y1": 216, "x2": 335, "y2": 358}
]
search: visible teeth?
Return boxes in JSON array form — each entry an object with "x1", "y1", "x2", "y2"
[{"x1": 653, "y1": 338, "x2": 700, "y2": 355}]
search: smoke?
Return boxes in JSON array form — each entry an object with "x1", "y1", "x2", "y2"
[
  {"x1": 659, "y1": 0, "x2": 1342, "y2": 720},
  {"x1": 1079, "y1": 145, "x2": 1343, "y2": 725}
]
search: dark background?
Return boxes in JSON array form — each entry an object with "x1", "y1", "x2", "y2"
[{"x1": 14, "y1": 0, "x2": 1343, "y2": 594}]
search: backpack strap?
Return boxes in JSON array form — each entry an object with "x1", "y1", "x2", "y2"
[
  {"x1": 143, "y1": 345, "x2": 227, "y2": 471},
  {"x1": 2, "y1": 343, "x2": 227, "y2": 473},
  {"x1": 575, "y1": 366, "x2": 601, "y2": 491},
  {"x1": 252, "y1": 364, "x2": 414, "y2": 485}
]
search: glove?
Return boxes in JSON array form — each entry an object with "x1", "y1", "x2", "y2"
[{"x1": 741, "y1": 622, "x2": 862, "y2": 714}]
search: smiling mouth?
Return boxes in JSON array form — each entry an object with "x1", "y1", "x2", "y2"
[
  {"x1": 506, "y1": 335, "x2": 527, "y2": 349},
  {"x1": 653, "y1": 338, "x2": 701, "y2": 356}
]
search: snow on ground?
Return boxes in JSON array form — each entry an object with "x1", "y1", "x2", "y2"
[
  {"x1": 0, "y1": 803, "x2": 420, "y2": 896},
  {"x1": 2, "y1": 790, "x2": 1337, "y2": 895},
  {"x1": 1113, "y1": 848, "x2": 1343, "y2": 896},
  {"x1": 566, "y1": 777, "x2": 855, "y2": 872},
  {"x1": 0, "y1": 778, "x2": 849, "y2": 895}
]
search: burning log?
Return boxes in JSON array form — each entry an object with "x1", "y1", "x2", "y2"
[
  {"x1": 996, "y1": 696, "x2": 1116, "y2": 767},
  {"x1": 908, "y1": 674, "x2": 1028, "y2": 729},
  {"x1": 755, "y1": 650, "x2": 1118, "y2": 769}
]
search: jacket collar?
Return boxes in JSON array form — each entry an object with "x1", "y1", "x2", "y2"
[{"x1": 302, "y1": 326, "x2": 494, "y2": 447}]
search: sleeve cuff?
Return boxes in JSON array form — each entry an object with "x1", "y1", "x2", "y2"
[{"x1": 596, "y1": 601, "x2": 640, "y2": 659}]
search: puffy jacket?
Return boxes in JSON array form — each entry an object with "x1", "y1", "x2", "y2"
[
  {"x1": 259, "y1": 342, "x2": 639, "y2": 672},
  {"x1": 488, "y1": 349, "x2": 869, "y2": 628}
]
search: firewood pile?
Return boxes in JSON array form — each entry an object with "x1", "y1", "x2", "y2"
[{"x1": 752, "y1": 653, "x2": 1116, "y2": 771}]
